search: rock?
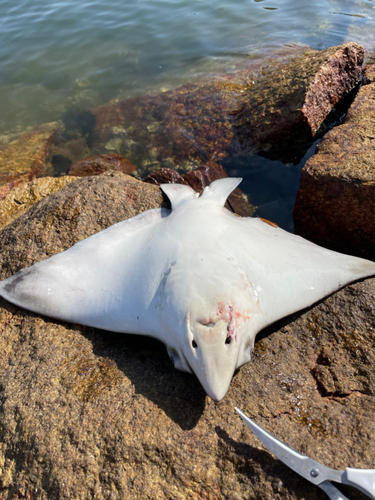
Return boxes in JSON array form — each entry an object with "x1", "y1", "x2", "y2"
[
  {"x1": 293, "y1": 63, "x2": 375, "y2": 261},
  {"x1": 51, "y1": 137, "x2": 92, "y2": 173},
  {"x1": 144, "y1": 161, "x2": 255, "y2": 217},
  {"x1": 0, "y1": 122, "x2": 62, "y2": 199},
  {"x1": 236, "y1": 42, "x2": 365, "y2": 156},
  {"x1": 0, "y1": 176, "x2": 79, "y2": 231},
  {"x1": 364, "y1": 62, "x2": 375, "y2": 84},
  {"x1": 90, "y1": 78, "x2": 246, "y2": 171},
  {"x1": 0, "y1": 172, "x2": 375, "y2": 499},
  {"x1": 68, "y1": 154, "x2": 138, "y2": 177},
  {"x1": 84, "y1": 43, "x2": 363, "y2": 176},
  {"x1": 183, "y1": 161, "x2": 229, "y2": 194},
  {"x1": 143, "y1": 167, "x2": 188, "y2": 186}
]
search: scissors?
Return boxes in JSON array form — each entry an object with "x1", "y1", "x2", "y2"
[{"x1": 235, "y1": 408, "x2": 375, "y2": 500}]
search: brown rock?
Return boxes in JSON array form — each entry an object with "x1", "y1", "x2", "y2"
[
  {"x1": 0, "y1": 176, "x2": 78, "y2": 231},
  {"x1": 364, "y1": 61, "x2": 375, "y2": 84},
  {"x1": 183, "y1": 161, "x2": 228, "y2": 194},
  {"x1": 0, "y1": 174, "x2": 374, "y2": 499},
  {"x1": 0, "y1": 122, "x2": 62, "y2": 199},
  {"x1": 293, "y1": 65, "x2": 375, "y2": 260},
  {"x1": 51, "y1": 137, "x2": 92, "y2": 174},
  {"x1": 90, "y1": 78, "x2": 245, "y2": 171},
  {"x1": 68, "y1": 153, "x2": 138, "y2": 177},
  {"x1": 236, "y1": 42, "x2": 364, "y2": 154},
  {"x1": 143, "y1": 167, "x2": 187, "y2": 186}
]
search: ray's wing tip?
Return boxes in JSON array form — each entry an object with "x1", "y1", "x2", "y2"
[
  {"x1": 348, "y1": 257, "x2": 375, "y2": 279},
  {"x1": 359, "y1": 259, "x2": 375, "y2": 273}
]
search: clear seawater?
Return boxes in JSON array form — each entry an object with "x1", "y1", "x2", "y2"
[{"x1": 0, "y1": 0, "x2": 374, "y2": 227}]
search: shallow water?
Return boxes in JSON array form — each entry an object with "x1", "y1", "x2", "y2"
[{"x1": 1, "y1": 0, "x2": 375, "y2": 228}]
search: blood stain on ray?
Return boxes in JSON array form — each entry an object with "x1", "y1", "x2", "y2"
[{"x1": 216, "y1": 301, "x2": 251, "y2": 342}]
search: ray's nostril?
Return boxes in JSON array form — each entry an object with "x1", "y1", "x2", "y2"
[
  {"x1": 225, "y1": 336, "x2": 231, "y2": 345},
  {"x1": 192, "y1": 340, "x2": 198, "y2": 349}
]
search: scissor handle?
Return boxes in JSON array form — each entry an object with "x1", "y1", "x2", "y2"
[{"x1": 344, "y1": 468, "x2": 375, "y2": 499}]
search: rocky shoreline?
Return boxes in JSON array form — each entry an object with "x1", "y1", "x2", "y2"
[{"x1": 0, "y1": 42, "x2": 375, "y2": 499}]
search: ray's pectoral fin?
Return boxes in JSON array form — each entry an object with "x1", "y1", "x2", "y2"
[
  {"x1": 0, "y1": 207, "x2": 171, "y2": 333},
  {"x1": 1, "y1": 268, "x2": 38, "y2": 305},
  {"x1": 0, "y1": 259, "x2": 81, "y2": 320},
  {"x1": 245, "y1": 223, "x2": 375, "y2": 332}
]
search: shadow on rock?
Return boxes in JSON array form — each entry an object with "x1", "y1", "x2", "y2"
[
  {"x1": 215, "y1": 426, "x2": 323, "y2": 499},
  {"x1": 216, "y1": 425, "x2": 371, "y2": 500},
  {"x1": 84, "y1": 326, "x2": 207, "y2": 430},
  {"x1": 216, "y1": 425, "x2": 370, "y2": 500}
]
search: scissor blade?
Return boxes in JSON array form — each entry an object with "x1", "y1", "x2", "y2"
[{"x1": 235, "y1": 408, "x2": 343, "y2": 486}]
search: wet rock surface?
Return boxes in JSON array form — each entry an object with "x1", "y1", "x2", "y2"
[
  {"x1": 144, "y1": 161, "x2": 255, "y2": 217},
  {"x1": 0, "y1": 173, "x2": 374, "y2": 499},
  {"x1": 293, "y1": 63, "x2": 375, "y2": 261},
  {"x1": 0, "y1": 122, "x2": 62, "y2": 200}
]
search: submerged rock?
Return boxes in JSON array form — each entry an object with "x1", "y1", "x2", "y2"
[
  {"x1": 143, "y1": 161, "x2": 255, "y2": 217},
  {"x1": 68, "y1": 153, "x2": 138, "y2": 177},
  {"x1": 143, "y1": 167, "x2": 186, "y2": 186},
  {"x1": 0, "y1": 122, "x2": 62, "y2": 199},
  {"x1": 0, "y1": 172, "x2": 374, "y2": 499},
  {"x1": 293, "y1": 63, "x2": 375, "y2": 261}
]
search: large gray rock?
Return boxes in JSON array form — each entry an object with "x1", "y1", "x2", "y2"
[{"x1": 0, "y1": 172, "x2": 374, "y2": 499}]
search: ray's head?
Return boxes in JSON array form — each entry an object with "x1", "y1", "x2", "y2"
[
  {"x1": 160, "y1": 177, "x2": 259, "y2": 401},
  {"x1": 165, "y1": 287, "x2": 258, "y2": 401}
]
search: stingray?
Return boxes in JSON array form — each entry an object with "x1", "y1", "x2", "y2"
[{"x1": 1, "y1": 178, "x2": 375, "y2": 401}]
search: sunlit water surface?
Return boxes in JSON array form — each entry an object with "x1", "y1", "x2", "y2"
[{"x1": 1, "y1": 0, "x2": 374, "y2": 227}]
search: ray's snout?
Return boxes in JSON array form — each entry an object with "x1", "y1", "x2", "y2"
[{"x1": 187, "y1": 317, "x2": 240, "y2": 401}]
